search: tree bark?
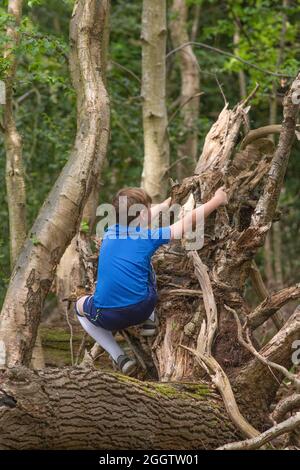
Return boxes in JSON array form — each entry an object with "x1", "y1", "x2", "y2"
[
  {"x1": 264, "y1": 231, "x2": 275, "y2": 289},
  {"x1": 265, "y1": 1, "x2": 289, "y2": 291},
  {"x1": 170, "y1": 0, "x2": 200, "y2": 180},
  {"x1": 0, "y1": 366, "x2": 240, "y2": 450},
  {"x1": 54, "y1": 2, "x2": 110, "y2": 314},
  {"x1": 0, "y1": 0, "x2": 110, "y2": 368},
  {"x1": 4, "y1": 0, "x2": 27, "y2": 269},
  {"x1": 141, "y1": 0, "x2": 169, "y2": 202}
]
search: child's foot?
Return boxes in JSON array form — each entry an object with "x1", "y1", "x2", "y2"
[
  {"x1": 116, "y1": 354, "x2": 137, "y2": 376},
  {"x1": 140, "y1": 318, "x2": 156, "y2": 337}
]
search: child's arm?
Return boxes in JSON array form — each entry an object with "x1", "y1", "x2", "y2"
[
  {"x1": 150, "y1": 196, "x2": 172, "y2": 220},
  {"x1": 170, "y1": 187, "x2": 228, "y2": 240}
]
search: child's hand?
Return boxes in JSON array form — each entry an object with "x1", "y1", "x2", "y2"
[{"x1": 214, "y1": 186, "x2": 228, "y2": 206}]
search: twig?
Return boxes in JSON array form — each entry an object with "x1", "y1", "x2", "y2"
[
  {"x1": 16, "y1": 88, "x2": 35, "y2": 104},
  {"x1": 75, "y1": 332, "x2": 87, "y2": 365},
  {"x1": 226, "y1": 304, "x2": 300, "y2": 389},
  {"x1": 110, "y1": 60, "x2": 141, "y2": 84},
  {"x1": 168, "y1": 92, "x2": 203, "y2": 126},
  {"x1": 65, "y1": 301, "x2": 74, "y2": 366},
  {"x1": 166, "y1": 42, "x2": 293, "y2": 78},
  {"x1": 218, "y1": 412, "x2": 300, "y2": 450},
  {"x1": 164, "y1": 156, "x2": 189, "y2": 174},
  {"x1": 215, "y1": 76, "x2": 227, "y2": 106},
  {"x1": 120, "y1": 329, "x2": 148, "y2": 371},
  {"x1": 242, "y1": 82, "x2": 259, "y2": 106}
]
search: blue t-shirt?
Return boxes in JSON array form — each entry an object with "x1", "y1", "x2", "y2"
[{"x1": 93, "y1": 224, "x2": 171, "y2": 308}]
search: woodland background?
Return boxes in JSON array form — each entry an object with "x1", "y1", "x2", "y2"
[{"x1": 1, "y1": 0, "x2": 299, "y2": 309}]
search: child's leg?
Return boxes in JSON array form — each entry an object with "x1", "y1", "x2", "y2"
[{"x1": 77, "y1": 314, "x2": 124, "y2": 362}]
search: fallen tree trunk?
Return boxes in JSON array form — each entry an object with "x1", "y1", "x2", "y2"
[{"x1": 0, "y1": 367, "x2": 240, "y2": 450}]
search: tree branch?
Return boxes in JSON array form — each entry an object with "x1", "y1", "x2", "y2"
[
  {"x1": 226, "y1": 304, "x2": 300, "y2": 389},
  {"x1": 248, "y1": 283, "x2": 300, "y2": 330},
  {"x1": 181, "y1": 345, "x2": 260, "y2": 439},
  {"x1": 249, "y1": 261, "x2": 283, "y2": 331},
  {"x1": 271, "y1": 393, "x2": 300, "y2": 425},
  {"x1": 166, "y1": 42, "x2": 293, "y2": 78},
  {"x1": 218, "y1": 412, "x2": 300, "y2": 450},
  {"x1": 252, "y1": 71, "x2": 300, "y2": 225},
  {"x1": 241, "y1": 124, "x2": 300, "y2": 149}
]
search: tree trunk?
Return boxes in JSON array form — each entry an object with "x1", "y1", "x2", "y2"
[
  {"x1": 0, "y1": 366, "x2": 240, "y2": 450},
  {"x1": 54, "y1": 2, "x2": 110, "y2": 313},
  {"x1": 273, "y1": 221, "x2": 284, "y2": 288},
  {"x1": 170, "y1": 0, "x2": 200, "y2": 180},
  {"x1": 4, "y1": 0, "x2": 27, "y2": 269},
  {"x1": 0, "y1": 0, "x2": 110, "y2": 368},
  {"x1": 264, "y1": 0, "x2": 288, "y2": 291},
  {"x1": 264, "y1": 231, "x2": 275, "y2": 289},
  {"x1": 144, "y1": 75, "x2": 299, "y2": 406},
  {"x1": 141, "y1": 0, "x2": 169, "y2": 202}
]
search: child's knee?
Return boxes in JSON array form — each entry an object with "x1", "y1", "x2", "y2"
[{"x1": 76, "y1": 295, "x2": 89, "y2": 315}]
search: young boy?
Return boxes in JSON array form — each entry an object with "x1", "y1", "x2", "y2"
[{"x1": 75, "y1": 186, "x2": 227, "y2": 375}]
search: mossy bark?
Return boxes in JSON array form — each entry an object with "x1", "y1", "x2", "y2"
[{"x1": 0, "y1": 366, "x2": 240, "y2": 450}]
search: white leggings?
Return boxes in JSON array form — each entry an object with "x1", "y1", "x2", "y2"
[
  {"x1": 76, "y1": 297, "x2": 155, "y2": 362},
  {"x1": 77, "y1": 315, "x2": 124, "y2": 362}
]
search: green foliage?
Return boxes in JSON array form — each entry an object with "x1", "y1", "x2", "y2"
[{"x1": 80, "y1": 220, "x2": 89, "y2": 234}]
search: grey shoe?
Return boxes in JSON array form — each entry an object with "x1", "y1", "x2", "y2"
[
  {"x1": 116, "y1": 354, "x2": 137, "y2": 376},
  {"x1": 140, "y1": 318, "x2": 156, "y2": 337}
]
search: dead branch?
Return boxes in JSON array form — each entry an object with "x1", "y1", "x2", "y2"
[
  {"x1": 75, "y1": 332, "x2": 87, "y2": 365},
  {"x1": 218, "y1": 412, "x2": 300, "y2": 450},
  {"x1": 160, "y1": 288, "x2": 203, "y2": 297},
  {"x1": 166, "y1": 42, "x2": 292, "y2": 78},
  {"x1": 248, "y1": 283, "x2": 300, "y2": 330},
  {"x1": 252, "y1": 71, "x2": 300, "y2": 225},
  {"x1": 181, "y1": 345, "x2": 260, "y2": 439},
  {"x1": 249, "y1": 261, "x2": 283, "y2": 331},
  {"x1": 241, "y1": 123, "x2": 300, "y2": 149},
  {"x1": 241, "y1": 124, "x2": 281, "y2": 149},
  {"x1": 271, "y1": 393, "x2": 300, "y2": 424},
  {"x1": 120, "y1": 329, "x2": 148, "y2": 372},
  {"x1": 188, "y1": 251, "x2": 217, "y2": 355},
  {"x1": 227, "y1": 304, "x2": 300, "y2": 389}
]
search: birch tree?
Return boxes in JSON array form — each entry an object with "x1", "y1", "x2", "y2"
[
  {"x1": 0, "y1": 0, "x2": 110, "y2": 367},
  {"x1": 141, "y1": 0, "x2": 169, "y2": 202},
  {"x1": 170, "y1": 0, "x2": 200, "y2": 179},
  {"x1": 3, "y1": 0, "x2": 26, "y2": 269}
]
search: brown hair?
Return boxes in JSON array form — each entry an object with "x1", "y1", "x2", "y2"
[{"x1": 112, "y1": 187, "x2": 152, "y2": 225}]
